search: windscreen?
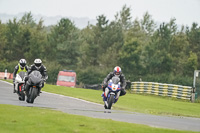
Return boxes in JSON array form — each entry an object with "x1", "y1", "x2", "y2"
[
  {"x1": 18, "y1": 71, "x2": 26, "y2": 79},
  {"x1": 30, "y1": 71, "x2": 42, "y2": 78},
  {"x1": 58, "y1": 75, "x2": 75, "y2": 82},
  {"x1": 111, "y1": 76, "x2": 120, "y2": 84}
]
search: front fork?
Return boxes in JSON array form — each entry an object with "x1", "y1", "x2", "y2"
[
  {"x1": 115, "y1": 91, "x2": 121, "y2": 103},
  {"x1": 14, "y1": 82, "x2": 18, "y2": 91},
  {"x1": 104, "y1": 88, "x2": 109, "y2": 97},
  {"x1": 102, "y1": 88, "x2": 121, "y2": 106},
  {"x1": 14, "y1": 83, "x2": 24, "y2": 92},
  {"x1": 102, "y1": 88, "x2": 121, "y2": 100}
]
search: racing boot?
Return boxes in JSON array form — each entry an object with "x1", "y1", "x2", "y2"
[
  {"x1": 120, "y1": 88, "x2": 126, "y2": 96},
  {"x1": 24, "y1": 83, "x2": 30, "y2": 95},
  {"x1": 114, "y1": 91, "x2": 121, "y2": 103},
  {"x1": 102, "y1": 88, "x2": 109, "y2": 101},
  {"x1": 13, "y1": 84, "x2": 16, "y2": 93},
  {"x1": 37, "y1": 88, "x2": 42, "y2": 96}
]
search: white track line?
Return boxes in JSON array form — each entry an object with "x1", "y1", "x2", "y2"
[
  {"x1": 0, "y1": 80, "x2": 13, "y2": 85},
  {"x1": 42, "y1": 91, "x2": 103, "y2": 106},
  {"x1": 0, "y1": 80, "x2": 103, "y2": 106}
]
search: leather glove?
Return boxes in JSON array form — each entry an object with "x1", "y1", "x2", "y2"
[
  {"x1": 42, "y1": 78, "x2": 46, "y2": 82},
  {"x1": 103, "y1": 83, "x2": 108, "y2": 88},
  {"x1": 121, "y1": 87, "x2": 125, "y2": 90},
  {"x1": 24, "y1": 76, "x2": 28, "y2": 81}
]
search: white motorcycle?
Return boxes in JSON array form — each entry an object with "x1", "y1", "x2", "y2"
[{"x1": 14, "y1": 71, "x2": 26, "y2": 101}]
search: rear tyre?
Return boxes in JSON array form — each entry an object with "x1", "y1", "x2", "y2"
[
  {"x1": 107, "y1": 94, "x2": 114, "y2": 109},
  {"x1": 18, "y1": 90, "x2": 25, "y2": 101},
  {"x1": 19, "y1": 96, "x2": 22, "y2": 101},
  {"x1": 20, "y1": 92, "x2": 25, "y2": 101}
]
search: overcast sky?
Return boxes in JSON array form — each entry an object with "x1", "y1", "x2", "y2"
[{"x1": 0, "y1": 0, "x2": 199, "y2": 26}]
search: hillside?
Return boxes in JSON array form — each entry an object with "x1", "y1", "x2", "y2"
[{"x1": 0, "y1": 12, "x2": 96, "y2": 29}]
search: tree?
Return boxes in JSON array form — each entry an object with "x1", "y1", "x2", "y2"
[
  {"x1": 170, "y1": 25, "x2": 189, "y2": 75},
  {"x1": 47, "y1": 18, "x2": 80, "y2": 68},
  {"x1": 115, "y1": 5, "x2": 132, "y2": 31},
  {"x1": 120, "y1": 40, "x2": 142, "y2": 76},
  {"x1": 18, "y1": 12, "x2": 46, "y2": 63},
  {"x1": 140, "y1": 12, "x2": 156, "y2": 35},
  {"x1": 0, "y1": 21, "x2": 7, "y2": 60},
  {"x1": 19, "y1": 12, "x2": 36, "y2": 27},
  {"x1": 184, "y1": 51, "x2": 198, "y2": 75},
  {"x1": 145, "y1": 22, "x2": 173, "y2": 74},
  {"x1": 4, "y1": 18, "x2": 21, "y2": 61},
  {"x1": 186, "y1": 23, "x2": 200, "y2": 65},
  {"x1": 79, "y1": 15, "x2": 109, "y2": 67},
  {"x1": 98, "y1": 21, "x2": 123, "y2": 69}
]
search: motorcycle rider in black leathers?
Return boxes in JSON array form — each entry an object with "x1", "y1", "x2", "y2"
[
  {"x1": 102, "y1": 66, "x2": 127, "y2": 97},
  {"x1": 24, "y1": 59, "x2": 48, "y2": 96},
  {"x1": 13, "y1": 59, "x2": 28, "y2": 93}
]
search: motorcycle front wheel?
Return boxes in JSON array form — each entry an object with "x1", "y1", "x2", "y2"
[
  {"x1": 27, "y1": 87, "x2": 38, "y2": 103},
  {"x1": 107, "y1": 94, "x2": 115, "y2": 109}
]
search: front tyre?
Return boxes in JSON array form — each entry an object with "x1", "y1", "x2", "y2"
[
  {"x1": 27, "y1": 87, "x2": 38, "y2": 103},
  {"x1": 107, "y1": 94, "x2": 115, "y2": 109}
]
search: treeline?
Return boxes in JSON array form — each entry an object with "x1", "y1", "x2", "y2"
[{"x1": 0, "y1": 5, "x2": 200, "y2": 86}]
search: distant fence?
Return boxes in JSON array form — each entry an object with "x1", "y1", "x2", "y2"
[
  {"x1": 0, "y1": 72, "x2": 13, "y2": 79},
  {"x1": 131, "y1": 82, "x2": 192, "y2": 100}
]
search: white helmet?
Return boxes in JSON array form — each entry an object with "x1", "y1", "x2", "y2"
[
  {"x1": 34, "y1": 59, "x2": 42, "y2": 69},
  {"x1": 19, "y1": 59, "x2": 27, "y2": 69},
  {"x1": 113, "y1": 66, "x2": 121, "y2": 76}
]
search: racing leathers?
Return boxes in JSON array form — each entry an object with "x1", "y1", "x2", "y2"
[
  {"x1": 13, "y1": 64, "x2": 28, "y2": 93},
  {"x1": 103, "y1": 72, "x2": 127, "y2": 96},
  {"x1": 24, "y1": 64, "x2": 48, "y2": 95}
]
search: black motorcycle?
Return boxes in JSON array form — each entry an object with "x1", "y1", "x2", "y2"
[{"x1": 26, "y1": 70, "x2": 43, "y2": 103}]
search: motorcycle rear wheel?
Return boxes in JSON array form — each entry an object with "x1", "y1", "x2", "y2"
[
  {"x1": 18, "y1": 93, "x2": 25, "y2": 101},
  {"x1": 18, "y1": 86, "x2": 25, "y2": 101}
]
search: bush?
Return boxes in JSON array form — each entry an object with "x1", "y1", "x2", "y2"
[
  {"x1": 0, "y1": 60, "x2": 18, "y2": 73},
  {"x1": 129, "y1": 73, "x2": 193, "y2": 86},
  {"x1": 77, "y1": 67, "x2": 106, "y2": 84},
  {"x1": 44, "y1": 61, "x2": 62, "y2": 84}
]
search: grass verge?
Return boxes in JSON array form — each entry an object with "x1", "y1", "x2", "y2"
[{"x1": 0, "y1": 104, "x2": 197, "y2": 133}]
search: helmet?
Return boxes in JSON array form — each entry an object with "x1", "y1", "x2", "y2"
[
  {"x1": 34, "y1": 59, "x2": 42, "y2": 69},
  {"x1": 19, "y1": 59, "x2": 26, "y2": 69},
  {"x1": 113, "y1": 66, "x2": 121, "y2": 76}
]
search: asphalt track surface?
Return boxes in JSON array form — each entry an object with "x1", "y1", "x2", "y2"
[{"x1": 0, "y1": 80, "x2": 200, "y2": 132}]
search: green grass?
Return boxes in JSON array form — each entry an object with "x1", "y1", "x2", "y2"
[
  {"x1": 116, "y1": 93, "x2": 200, "y2": 117},
  {"x1": 1, "y1": 79, "x2": 13, "y2": 83},
  {"x1": 2, "y1": 79, "x2": 200, "y2": 117},
  {"x1": 0, "y1": 104, "x2": 197, "y2": 133}
]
